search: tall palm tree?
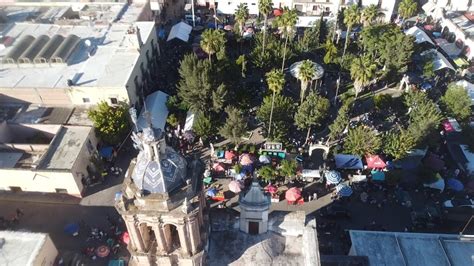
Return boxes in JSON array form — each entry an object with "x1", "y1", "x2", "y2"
[
  {"x1": 350, "y1": 55, "x2": 376, "y2": 98},
  {"x1": 398, "y1": 0, "x2": 417, "y2": 19},
  {"x1": 266, "y1": 69, "x2": 285, "y2": 138},
  {"x1": 343, "y1": 5, "x2": 360, "y2": 57},
  {"x1": 361, "y1": 5, "x2": 378, "y2": 26},
  {"x1": 201, "y1": 29, "x2": 226, "y2": 63},
  {"x1": 235, "y1": 3, "x2": 249, "y2": 35},
  {"x1": 276, "y1": 7, "x2": 298, "y2": 71},
  {"x1": 258, "y1": 0, "x2": 273, "y2": 57},
  {"x1": 323, "y1": 40, "x2": 337, "y2": 65},
  {"x1": 297, "y1": 60, "x2": 315, "y2": 104}
]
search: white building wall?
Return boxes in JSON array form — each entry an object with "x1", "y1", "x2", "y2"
[{"x1": 33, "y1": 235, "x2": 58, "y2": 266}]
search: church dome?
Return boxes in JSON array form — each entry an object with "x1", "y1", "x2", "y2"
[{"x1": 132, "y1": 145, "x2": 188, "y2": 194}]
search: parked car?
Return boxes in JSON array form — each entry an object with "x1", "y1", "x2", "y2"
[
  {"x1": 443, "y1": 199, "x2": 474, "y2": 208},
  {"x1": 319, "y1": 204, "x2": 351, "y2": 219}
]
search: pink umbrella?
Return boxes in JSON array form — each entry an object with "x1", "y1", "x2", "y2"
[
  {"x1": 95, "y1": 245, "x2": 110, "y2": 258},
  {"x1": 240, "y1": 154, "x2": 254, "y2": 166},
  {"x1": 285, "y1": 187, "x2": 301, "y2": 202},
  {"x1": 228, "y1": 180, "x2": 242, "y2": 193},
  {"x1": 225, "y1": 150, "x2": 237, "y2": 160},
  {"x1": 265, "y1": 184, "x2": 277, "y2": 194},
  {"x1": 213, "y1": 162, "x2": 225, "y2": 172},
  {"x1": 121, "y1": 232, "x2": 130, "y2": 245}
]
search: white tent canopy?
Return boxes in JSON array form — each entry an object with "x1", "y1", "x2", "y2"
[
  {"x1": 405, "y1": 26, "x2": 435, "y2": 45},
  {"x1": 421, "y1": 49, "x2": 455, "y2": 71},
  {"x1": 167, "y1": 22, "x2": 193, "y2": 42},
  {"x1": 184, "y1": 111, "x2": 195, "y2": 131},
  {"x1": 456, "y1": 79, "x2": 474, "y2": 105},
  {"x1": 137, "y1": 91, "x2": 169, "y2": 132}
]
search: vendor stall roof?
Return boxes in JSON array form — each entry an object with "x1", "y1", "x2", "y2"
[
  {"x1": 405, "y1": 26, "x2": 435, "y2": 45},
  {"x1": 167, "y1": 22, "x2": 193, "y2": 42},
  {"x1": 421, "y1": 49, "x2": 455, "y2": 71},
  {"x1": 334, "y1": 154, "x2": 363, "y2": 170}
]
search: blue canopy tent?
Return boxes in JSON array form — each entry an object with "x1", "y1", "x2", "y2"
[
  {"x1": 447, "y1": 178, "x2": 464, "y2": 192},
  {"x1": 99, "y1": 146, "x2": 113, "y2": 160},
  {"x1": 336, "y1": 184, "x2": 353, "y2": 197},
  {"x1": 335, "y1": 154, "x2": 363, "y2": 170},
  {"x1": 64, "y1": 223, "x2": 79, "y2": 236}
]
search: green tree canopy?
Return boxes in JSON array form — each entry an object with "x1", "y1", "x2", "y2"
[
  {"x1": 194, "y1": 113, "x2": 213, "y2": 142},
  {"x1": 235, "y1": 3, "x2": 249, "y2": 33},
  {"x1": 297, "y1": 60, "x2": 316, "y2": 102},
  {"x1": 200, "y1": 29, "x2": 226, "y2": 62},
  {"x1": 296, "y1": 23, "x2": 320, "y2": 54},
  {"x1": 166, "y1": 113, "x2": 179, "y2": 128},
  {"x1": 257, "y1": 94, "x2": 295, "y2": 140},
  {"x1": 343, "y1": 125, "x2": 381, "y2": 157},
  {"x1": 219, "y1": 106, "x2": 248, "y2": 144},
  {"x1": 295, "y1": 91, "x2": 330, "y2": 140},
  {"x1": 343, "y1": 5, "x2": 361, "y2": 56},
  {"x1": 405, "y1": 91, "x2": 443, "y2": 145},
  {"x1": 383, "y1": 129, "x2": 416, "y2": 160},
  {"x1": 275, "y1": 7, "x2": 298, "y2": 69},
  {"x1": 279, "y1": 159, "x2": 297, "y2": 179},
  {"x1": 359, "y1": 24, "x2": 414, "y2": 78},
  {"x1": 258, "y1": 165, "x2": 277, "y2": 182},
  {"x1": 177, "y1": 54, "x2": 214, "y2": 114},
  {"x1": 258, "y1": 0, "x2": 273, "y2": 57},
  {"x1": 251, "y1": 32, "x2": 289, "y2": 70},
  {"x1": 422, "y1": 57, "x2": 435, "y2": 79},
  {"x1": 88, "y1": 101, "x2": 130, "y2": 145},
  {"x1": 398, "y1": 0, "x2": 417, "y2": 19},
  {"x1": 329, "y1": 101, "x2": 352, "y2": 141},
  {"x1": 266, "y1": 69, "x2": 285, "y2": 95},
  {"x1": 323, "y1": 39, "x2": 338, "y2": 65},
  {"x1": 441, "y1": 84, "x2": 472, "y2": 121},
  {"x1": 361, "y1": 4, "x2": 378, "y2": 26},
  {"x1": 350, "y1": 55, "x2": 376, "y2": 97},
  {"x1": 212, "y1": 84, "x2": 228, "y2": 112}
]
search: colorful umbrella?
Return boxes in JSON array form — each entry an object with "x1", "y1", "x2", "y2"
[
  {"x1": 212, "y1": 162, "x2": 225, "y2": 172},
  {"x1": 203, "y1": 176, "x2": 213, "y2": 185},
  {"x1": 259, "y1": 155, "x2": 271, "y2": 164},
  {"x1": 265, "y1": 184, "x2": 277, "y2": 194},
  {"x1": 228, "y1": 180, "x2": 242, "y2": 193},
  {"x1": 285, "y1": 187, "x2": 301, "y2": 202},
  {"x1": 240, "y1": 154, "x2": 254, "y2": 166},
  {"x1": 121, "y1": 232, "x2": 130, "y2": 245},
  {"x1": 207, "y1": 188, "x2": 218, "y2": 197},
  {"x1": 336, "y1": 184, "x2": 353, "y2": 197},
  {"x1": 96, "y1": 245, "x2": 110, "y2": 258},
  {"x1": 447, "y1": 178, "x2": 464, "y2": 192},
  {"x1": 224, "y1": 25, "x2": 233, "y2": 31},
  {"x1": 225, "y1": 150, "x2": 237, "y2": 160},
  {"x1": 325, "y1": 170, "x2": 342, "y2": 185}
]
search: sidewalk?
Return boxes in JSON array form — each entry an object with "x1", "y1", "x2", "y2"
[{"x1": 0, "y1": 191, "x2": 81, "y2": 205}]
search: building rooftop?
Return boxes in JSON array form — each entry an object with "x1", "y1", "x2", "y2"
[
  {"x1": 350, "y1": 230, "x2": 474, "y2": 266},
  {"x1": 38, "y1": 125, "x2": 92, "y2": 170},
  {"x1": 0, "y1": 230, "x2": 49, "y2": 266},
  {"x1": 0, "y1": 3, "x2": 154, "y2": 90}
]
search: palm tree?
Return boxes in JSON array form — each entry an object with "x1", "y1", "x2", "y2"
[
  {"x1": 350, "y1": 55, "x2": 376, "y2": 98},
  {"x1": 297, "y1": 60, "x2": 315, "y2": 104},
  {"x1": 258, "y1": 0, "x2": 273, "y2": 57},
  {"x1": 200, "y1": 29, "x2": 226, "y2": 63},
  {"x1": 266, "y1": 69, "x2": 285, "y2": 138},
  {"x1": 323, "y1": 40, "x2": 337, "y2": 65},
  {"x1": 398, "y1": 0, "x2": 417, "y2": 19},
  {"x1": 361, "y1": 5, "x2": 378, "y2": 26},
  {"x1": 343, "y1": 5, "x2": 360, "y2": 57},
  {"x1": 235, "y1": 3, "x2": 249, "y2": 35},
  {"x1": 276, "y1": 7, "x2": 298, "y2": 71}
]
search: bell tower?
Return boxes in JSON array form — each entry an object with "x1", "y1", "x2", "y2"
[{"x1": 115, "y1": 108, "x2": 208, "y2": 265}]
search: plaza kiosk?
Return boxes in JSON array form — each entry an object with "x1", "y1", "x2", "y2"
[{"x1": 260, "y1": 142, "x2": 286, "y2": 159}]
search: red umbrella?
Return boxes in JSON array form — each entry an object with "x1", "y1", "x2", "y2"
[
  {"x1": 285, "y1": 187, "x2": 301, "y2": 202},
  {"x1": 265, "y1": 184, "x2": 277, "y2": 194},
  {"x1": 225, "y1": 150, "x2": 237, "y2": 160},
  {"x1": 213, "y1": 162, "x2": 225, "y2": 172},
  {"x1": 228, "y1": 180, "x2": 242, "y2": 193},
  {"x1": 273, "y1": 9, "x2": 283, "y2": 16},
  {"x1": 95, "y1": 245, "x2": 110, "y2": 258},
  {"x1": 121, "y1": 232, "x2": 130, "y2": 245}
]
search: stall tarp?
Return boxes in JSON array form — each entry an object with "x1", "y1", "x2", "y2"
[
  {"x1": 366, "y1": 155, "x2": 386, "y2": 169},
  {"x1": 421, "y1": 49, "x2": 455, "y2": 71},
  {"x1": 447, "y1": 178, "x2": 464, "y2": 191},
  {"x1": 184, "y1": 111, "x2": 195, "y2": 131},
  {"x1": 137, "y1": 91, "x2": 169, "y2": 132},
  {"x1": 371, "y1": 170, "x2": 385, "y2": 181},
  {"x1": 302, "y1": 169, "x2": 322, "y2": 178},
  {"x1": 167, "y1": 22, "x2": 193, "y2": 42},
  {"x1": 423, "y1": 178, "x2": 445, "y2": 192},
  {"x1": 335, "y1": 154, "x2": 363, "y2": 169},
  {"x1": 405, "y1": 26, "x2": 435, "y2": 45},
  {"x1": 99, "y1": 146, "x2": 113, "y2": 159},
  {"x1": 351, "y1": 174, "x2": 367, "y2": 182}
]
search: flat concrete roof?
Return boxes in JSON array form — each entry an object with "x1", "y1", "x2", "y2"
[
  {"x1": 0, "y1": 230, "x2": 48, "y2": 266},
  {"x1": 0, "y1": 3, "x2": 154, "y2": 90},
  {"x1": 39, "y1": 125, "x2": 92, "y2": 170},
  {"x1": 350, "y1": 230, "x2": 474, "y2": 266}
]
